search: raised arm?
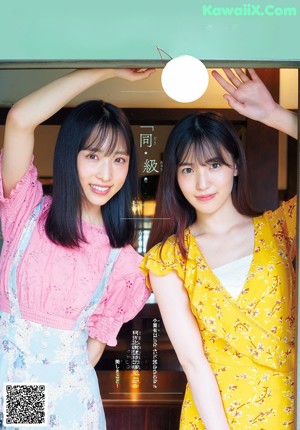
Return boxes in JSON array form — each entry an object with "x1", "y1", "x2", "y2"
[
  {"x1": 212, "y1": 68, "x2": 298, "y2": 139},
  {"x1": 2, "y1": 68, "x2": 155, "y2": 197},
  {"x1": 150, "y1": 270, "x2": 230, "y2": 430}
]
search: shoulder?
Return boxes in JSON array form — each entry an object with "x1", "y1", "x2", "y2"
[
  {"x1": 40, "y1": 194, "x2": 52, "y2": 213},
  {"x1": 118, "y1": 244, "x2": 143, "y2": 266},
  {"x1": 256, "y1": 197, "x2": 297, "y2": 253},
  {"x1": 140, "y1": 233, "x2": 187, "y2": 282},
  {"x1": 261, "y1": 196, "x2": 297, "y2": 224},
  {"x1": 0, "y1": 155, "x2": 41, "y2": 206},
  {"x1": 144, "y1": 233, "x2": 180, "y2": 263},
  {"x1": 0, "y1": 156, "x2": 45, "y2": 237},
  {"x1": 106, "y1": 245, "x2": 150, "y2": 314},
  {"x1": 111, "y1": 244, "x2": 145, "y2": 284}
]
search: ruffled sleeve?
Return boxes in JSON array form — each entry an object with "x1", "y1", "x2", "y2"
[
  {"x1": 140, "y1": 235, "x2": 186, "y2": 291},
  {"x1": 264, "y1": 195, "x2": 297, "y2": 260},
  {"x1": 87, "y1": 246, "x2": 150, "y2": 347},
  {"x1": 281, "y1": 196, "x2": 297, "y2": 240}
]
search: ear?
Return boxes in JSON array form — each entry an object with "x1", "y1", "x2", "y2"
[{"x1": 234, "y1": 163, "x2": 239, "y2": 176}]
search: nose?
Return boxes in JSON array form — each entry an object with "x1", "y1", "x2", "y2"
[
  {"x1": 196, "y1": 168, "x2": 209, "y2": 190},
  {"x1": 96, "y1": 158, "x2": 112, "y2": 182}
]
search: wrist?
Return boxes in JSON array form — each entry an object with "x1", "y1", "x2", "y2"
[
  {"x1": 74, "y1": 68, "x2": 115, "y2": 83},
  {"x1": 263, "y1": 104, "x2": 298, "y2": 138},
  {"x1": 262, "y1": 102, "x2": 282, "y2": 128}
]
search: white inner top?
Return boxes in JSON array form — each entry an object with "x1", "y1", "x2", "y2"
[{"x1": 212, "y1": 254, "x2": 253, "y2": 300}]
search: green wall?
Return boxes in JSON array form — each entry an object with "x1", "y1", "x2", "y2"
[{"x1": 0, "y1": 0, "x2": 299, "y2": 67}]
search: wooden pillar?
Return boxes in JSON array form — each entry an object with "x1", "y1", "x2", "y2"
[{"x1": 246, "y1": 69, "x2": 280, "y2": 211}]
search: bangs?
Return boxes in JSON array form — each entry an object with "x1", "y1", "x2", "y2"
[
  {"x1": 179, "y1": 138, "x2": 232, "y2": 166},
  {"x1": 82, "y1": 124, "x2": 130, "y2": 155}
]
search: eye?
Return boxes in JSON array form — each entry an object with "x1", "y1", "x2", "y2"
[
  {"x1": 87, "y1": 152, "x2": 98, "y2": 160},
  {"x1": 115, "y1": 156, "x2": 128, "y2": 164},
  {"x1": 209, "y1": 162, "x2": 221, "y2": 169},
  {"x1": 181, "y1": 167, "x2": 193, "y2": 174}
]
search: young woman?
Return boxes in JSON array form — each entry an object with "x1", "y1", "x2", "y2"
[
  {"x1": 0, "y1": 68, "x2": 155, "y2": 429},
  {"x1": 141, "y1": 68, "x2": 298, "y2": 430}
]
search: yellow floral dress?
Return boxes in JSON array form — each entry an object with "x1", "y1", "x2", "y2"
[{"x1": 141, "y1": 197, "x2": 296, "y2": 430}]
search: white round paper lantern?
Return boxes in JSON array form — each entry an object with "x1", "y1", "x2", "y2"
[{"x1": 161, "y1": 55, "x2": 209, "y2": 103}]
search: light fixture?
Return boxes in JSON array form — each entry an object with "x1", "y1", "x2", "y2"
[{"x1": 157, "y1": 47, "x2": 209, "y2": 103}]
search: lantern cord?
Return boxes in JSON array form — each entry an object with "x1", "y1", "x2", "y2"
[{"x1": 156, "y1": 46, "x2": 173, "y2": 64}]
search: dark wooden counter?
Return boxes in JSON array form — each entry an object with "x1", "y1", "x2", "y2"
[
  {"x1": 99, "y1": 370, "x2": 186, "y2": 430},
  {"x1": 96, "y1": 303, "x2": 187, "y2": 428}
]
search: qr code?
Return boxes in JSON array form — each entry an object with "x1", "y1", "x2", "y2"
[{"x1": 3, "y1": 383, "x2": 47, "y2": 427}]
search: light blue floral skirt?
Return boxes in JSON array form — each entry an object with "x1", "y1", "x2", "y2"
[{"x1": 0, "y1": 310, "x2": 106, "y2": 430}]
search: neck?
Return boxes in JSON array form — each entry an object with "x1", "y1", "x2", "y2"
[
  {"x1": 81, "y1": 207, "x2": 103, "y2": 226},
  {"x1": 193, "y1": 204, "x2": 247, "y2": 236}
]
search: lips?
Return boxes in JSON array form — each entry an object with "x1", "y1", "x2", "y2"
[
  {"x1": 196, "y1": 193, "x2": 216, "y2": 202},
  {"x1": 90, "y1": 184, "x2": 111, "y2": 195}
]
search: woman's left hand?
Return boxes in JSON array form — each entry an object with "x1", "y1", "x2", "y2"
[
  {"x1": 212, "y1": 68, "x2": 298, "y2": 139},
  {"x1": 113, "y1": 68, "x2": 156, "y2": 82},
  {"x1": 212, "y1": 68, "x2": 277, "y2": 123}
]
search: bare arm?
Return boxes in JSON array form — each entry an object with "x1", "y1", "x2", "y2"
[
  {"x1": 212, "y1": 68, "x2": 298, "y2": 139},
  {"x1": 2, "y1": 68, "x2": 155, "y2": 197},
  {"x1": 87, "y1": 337, "x2": 106, "y2": 367},
  {"x1": 150, "y1": 271, "x2": 230, "y2": 430}
]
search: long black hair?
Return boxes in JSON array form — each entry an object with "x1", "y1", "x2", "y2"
[
  {"x1": 45, "y1": 100, "x2": 138, "y2": 248},
  {"x1": 147, "y1": 112, "x2": 260, "y2": 257}
]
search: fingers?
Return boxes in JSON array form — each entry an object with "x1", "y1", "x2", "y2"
[
  {"x1": 221, "y1": 68, "x2": 248, "y2": 88},
  {"x1": 114, "y1": 68, "x2": 156, "y2": 82},
  {"x1": 136, "y1": 68, "x2": 156, "y2": 74},
  {"x1": 223, "y1": 95, "x2": 246, "y2": 115},
  {"x1": 132, "y1": 68, "x2": 156, "y2": 79},
  {"x1": 222, "y1": 68, "x2": 261, "y2": 87},
  {"x1": 211, "y1": 70, "x2": 236, "y2": 95},
  {"x1": 232, "y1": 68, "x2": 249, "y2": 83},
  {"x1": 247, "y1": 68, "x2": 260, "y2": 81},
  {"x1": 212, "y1": 68, "x2": 258, "y2": 97}
]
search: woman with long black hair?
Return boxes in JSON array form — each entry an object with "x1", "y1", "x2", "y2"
[{"x1": 142, "y1": 68, "x2": 298, "y2": 430}]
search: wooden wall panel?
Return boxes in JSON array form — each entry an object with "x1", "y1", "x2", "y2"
[
  {"x1": 246, "y1": 69, "x2": 280, "y2": 211},
  {"x1": 104, "y1": 404, "x2": 181, "y2": 430}
]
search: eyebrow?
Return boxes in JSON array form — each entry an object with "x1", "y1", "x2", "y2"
[
  {"x1": 85, "y1": 148, "x2": 129, "y2": 155},
  {"x1": 112, "y1": 150, "x2": 129, "y2": 155},
  {"x1": 178, "y1": 161, "x2": 194, "y2": 167},
  {"x1": 178, "y1": 157, "x2": 222, "y2": 167}
]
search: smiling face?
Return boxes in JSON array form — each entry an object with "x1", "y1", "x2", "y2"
[
  {"x1": 177, "y1": 146, "x2": 238, "y2": 218},
  {"x1": 77, "y1": 130, "x2": 130, "y2": 224}
]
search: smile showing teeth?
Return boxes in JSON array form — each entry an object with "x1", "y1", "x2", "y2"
[{"x1": 90, "y1": 184, "x2": 110, "y2": 192}]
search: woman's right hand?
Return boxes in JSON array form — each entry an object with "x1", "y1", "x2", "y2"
[{"x1": 2, "y1": 67, "x2": 155, "y2": 197}]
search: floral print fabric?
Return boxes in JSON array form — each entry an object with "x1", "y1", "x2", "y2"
[
  {"x1": 141, "y1": 197, "x2": 296, "y2": 429},
  {"x1": 0, "y1": 202, "x2": 121, "y2": 429},
  {"x1": 0, "y1": 312, "x2": 105, "y2": 430}
]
